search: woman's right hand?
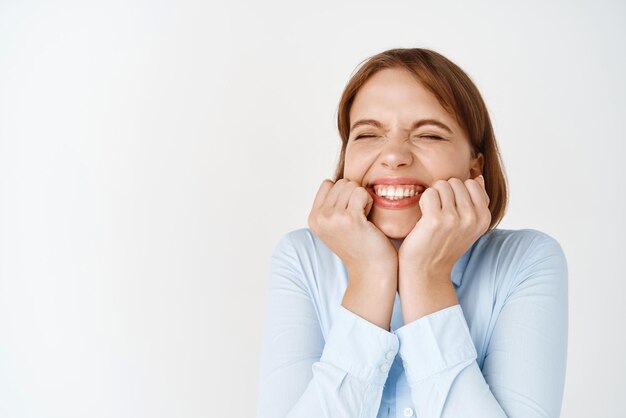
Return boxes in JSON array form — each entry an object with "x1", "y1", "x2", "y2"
[
  {"x1": 308, "y1": 179, "x2": 398, "y2": 330},
  {"x1": 307, "y1": 179, "x2": 398, "y2": 279}
]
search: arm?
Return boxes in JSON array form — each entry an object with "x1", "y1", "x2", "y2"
[
  {"x1": 257, "y1": 234, "x2": 399, "y2": 418},
  {"x1": 394, "y1": 234, "x2": 568, "y2": 417}
]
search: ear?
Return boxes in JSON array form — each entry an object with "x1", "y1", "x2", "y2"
[{"x1": 469, "y1": 152, "x2": 484, "y2": 178}]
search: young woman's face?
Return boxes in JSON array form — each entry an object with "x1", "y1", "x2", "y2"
[{"x1": 344, "y1": 67, "x2": 483, "y2": 240}]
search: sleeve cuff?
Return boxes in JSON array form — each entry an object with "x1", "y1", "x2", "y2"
[
  {"x1": 393, "y1": 304, "x2": 477, "y2": 384},
  {"x1": 320, "y1": 304, "x2": 400, "y2": 385}
]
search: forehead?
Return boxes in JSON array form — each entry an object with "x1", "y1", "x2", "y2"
[{"x1": 350, "y1": 68, "x2": 456, "y2": 128}]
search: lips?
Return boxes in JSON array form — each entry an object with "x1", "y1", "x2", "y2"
[{"x1": 367, "y1": 176, "x2": 428, "y2": 188}]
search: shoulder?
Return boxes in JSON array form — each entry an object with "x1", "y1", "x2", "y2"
[
  {"x1": 482, "y1": 228, "x2": 566, "y2": 262},
  {"x1": 270, "y1": 227, "x2": 337, "y2": 270},
  {"x1": 271, "y1": 227, "x2": 320, "y2": 257},
  {"x1": 482, "y1": 227, "x2": 560, "y2": 248},
  {"x1": 478, "y1": 228, "x2": 568, "y2": 287},
  {"x1": 268, "y1": 228, "x2": 346, "y2": 312}
]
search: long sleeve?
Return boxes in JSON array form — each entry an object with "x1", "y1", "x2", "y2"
[
  {"x1": 257, "y1": 233, "x2": 400, "y2": 418},
  {"x1": 393, "y1": 233, "x2": 568, "y2": 417}
]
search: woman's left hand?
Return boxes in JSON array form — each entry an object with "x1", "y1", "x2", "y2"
[{"x1": 398, "y1": 175, "x2": 491, "y2": 279}]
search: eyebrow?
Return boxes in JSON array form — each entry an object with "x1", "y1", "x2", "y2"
[{"x1": 349, "y1": 118, "x2": 453, "y2": 135}]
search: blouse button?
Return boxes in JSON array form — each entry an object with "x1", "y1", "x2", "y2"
[
  {"x1": 379, "y1": 361, "x2": 391, "y2": 372},
  {"x1": 403, "y1": 407, "x2": 414, "y2": 417},
  {"x1": 385, "y1": 350, "x2": 395, "y2": 360}
]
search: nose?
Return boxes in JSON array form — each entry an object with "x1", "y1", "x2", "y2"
[{"x1": 379, "y1": 135, "x2": 413, "y2": 169}]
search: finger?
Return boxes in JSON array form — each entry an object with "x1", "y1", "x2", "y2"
[
  {"x1": 475, "y1": 174, "x2": 490, "y2": 206},
  {"x1": 431, "y1": 179, "x2": 456, "y2": 214},
  {"x1": 477, "y1": 174, "x2": 490, "y2": 206},
  {"x1": 323, "y1": 178, "x2": 349, "y2": 208},
  {"x1": 418, "y1": 187, "x2": 441, "y2": 218},
  {"x1": 346, "y1": 187, "x2": 372, "y2": 221},
  {"x1": 364, "y1": 192, "x2": 373, "y2": 217},
  {"x1": 476, "y1": 174, "x2": 485, "y2": 189},
  {"x1": 448, "y1": 177, "x2": 473, "y2": 211},
  {"x1": 466, "y1": 177, "x2": 491, "y2": 231},
  {"x1": 312, "y1": 179, "x2": 334, "y2": 210},
  {"x1": 335, "y1": 180, "x2": 358, "y2": 209},
  {"x1": 465, "y1": 177, "x2": 489, "y2": 209}
]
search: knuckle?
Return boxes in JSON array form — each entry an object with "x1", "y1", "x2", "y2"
[
  {"x1": 461, "y1": 213, "x2": 477, "y2": 228},
  {"x1": 428, "y1": 216, "x2": 442, "y2": 229},
  {"x1": 319, "y1": 207, "x2": 333, "y2": 219},
  {"x1": 334, "y1": 210, "x2": 349, "y2": 222},
  {"x1": 345, "y1": 214, "x2": 359, "y2": 228},
  {"x1": 429, "y1": 220, "x2": 442, "y2": 232},
  {"x1": 320, "y1": 179, "x2": 334, "y2": 189},
  {"x1": 331, "y1": 211, "x2": 353, "y2": 228},
  {"x1": 442, "y1": 213, "x2": 458, "y2": 227},
  {"x1": 353, "y1": 187, "x2": 368, "y2": 197},
  {"x1": 457, "y1": 197, "x2": 472, "y2": 208}
]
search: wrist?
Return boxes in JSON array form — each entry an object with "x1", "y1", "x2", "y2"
[
  {"x1": 347, "y1": 260, "x2": 397, "y2": 280},
  {"x1": 399, "y1": 276, "x2": 454, "y2": 293},
  {"x1": 342, "y1": 279, "x2": 396, "y2": 331},
  {"x1": 398, "y1": 262, "x2": 452, "y2": 283},
  {"x1": 399, "y1": 279, "x2": 458, "y2": 323},
  {"x1": 346, "y1": 267, "x2": 398, "y2": 294}
]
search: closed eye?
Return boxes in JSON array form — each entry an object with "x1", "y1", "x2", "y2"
[{"x1": 354, "y1": 134, "x2": 443, "y2": 140}]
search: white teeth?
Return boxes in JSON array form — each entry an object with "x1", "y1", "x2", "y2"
[{"x1": 375, "y1": 185, "x2": 420, "y2": 200}]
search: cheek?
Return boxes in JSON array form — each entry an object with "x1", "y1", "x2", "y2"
[
  {"x1": 343, "y1": 147, "x2": 371, "y2": 178},
  {"x1": 423, "y1": 151, "x2": 472, "y2": 178}
]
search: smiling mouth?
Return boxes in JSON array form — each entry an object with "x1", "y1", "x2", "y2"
[
  {"x1": 366, "y1": 187, "x2": 422, "y2": 209},
  {"x1": 369, "y1": 184, "x2": 425, "y2": 200}
]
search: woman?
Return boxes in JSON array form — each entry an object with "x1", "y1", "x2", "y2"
[{"x1": 257, "y1": 48, "x2": 568, "y2": 418}]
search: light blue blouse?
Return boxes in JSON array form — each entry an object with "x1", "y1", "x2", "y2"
[{"x1": 257, "y1": 227, "x2": 568, "y2": 418}]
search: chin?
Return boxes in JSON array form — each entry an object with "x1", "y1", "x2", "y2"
[
  {"x1": 371, "y1": 211, "x2": 421, "y2": 239},
  {"x1": 379, "y1": 224, "x2": 411, "y2": 239}
]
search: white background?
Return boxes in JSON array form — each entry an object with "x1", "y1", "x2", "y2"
[{"x1": 1, "y1": 1, "x2": 624, "y2": 417}]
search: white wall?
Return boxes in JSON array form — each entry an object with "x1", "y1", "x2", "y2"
[{"x1": 1, "y1": 1, "x2": 624, "y2": 417}]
